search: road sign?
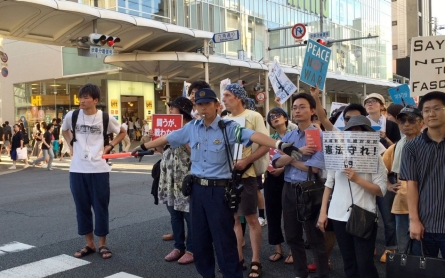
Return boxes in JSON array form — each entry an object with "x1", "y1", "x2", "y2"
[
  {"x1": 410, "y1": 35, "x2": 445, "y2": 97},
  {"x1": 1, "y1": 52, "x2": 8, "y2": 63},
  {"x1": 212, "y1": 30, "x2": 240, "y2": 43},
  {"x1": 309, "y1": 31, "x2": 330, "y2": 39},
  {"x1": 1, "y1": 67, "x2": 8, "y2": 77},
  {"x1": 300, "y1": 39, "x2": 332, "y2": 91},
  {"x1": 255, "y1": 91, "x2": 266, "y2": 102},
  {"x1": 291, "y1": 23, "x2": 306, "y2": 40},
  {"x1": 90, "y1": 46, "x2": 114, "y2": 56}
]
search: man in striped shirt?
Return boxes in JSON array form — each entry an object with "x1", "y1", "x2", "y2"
[{"x1": 400, "y1": 91, "x2": 445, "y2": 257}]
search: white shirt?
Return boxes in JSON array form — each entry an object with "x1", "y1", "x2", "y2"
[
  {"x1": 121, "y1": 122, "x2": 128, "y2": 131},
  {"x1": 62, "y1": 110, "x2": 121, "y2": 173},
  {"x1": 142, "y1": 124, "x2": 149, "y2": 136},
  {"x1": 129, "y1": 121, "x2": 134, "y2": 129},
  {"x1": 367, "y1": 115, "x2": 386, "y2": 132},
  {"x1": 325, "y1": 156, "x2": 387, "y2": 222}
]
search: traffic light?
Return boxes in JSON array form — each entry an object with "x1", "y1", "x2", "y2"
[
  {"x1": 316, "y1": 38, "x2": 334, "y2": 47},
  {"x1": 89, "y1": 33, "x2": 120, "y2": 47},
  {"x1": 316, "y1": 38, "x2": 326, "y2": 45}
]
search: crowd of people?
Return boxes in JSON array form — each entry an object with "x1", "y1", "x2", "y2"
[{"x1": 2, "y1": 80, "x2": 444, "y2": 278}]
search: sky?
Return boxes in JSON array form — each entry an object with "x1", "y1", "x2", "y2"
[{"x1": 431, "y1": 0, "x2": 445, "y2": 35}]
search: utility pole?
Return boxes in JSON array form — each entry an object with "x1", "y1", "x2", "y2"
[{"x1": 320, "y1": 0, "x2": 323, "y2": 33}]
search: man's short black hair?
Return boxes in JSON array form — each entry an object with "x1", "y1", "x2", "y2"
[
  {"x1": 5, "y1": 121, "x2": 9, "y2": 125},
  {"x1": 343, "y1": 103, "x2": 367, "y2": 117},
  {"x1": 56, "y1": 118, "x2": 62, "y2": 124},
  {"x1": 188, "y1": 81, "x2": 210, "y2": 96},
  {"x1": 292, "y1": 93, "x2": 316, "y2": 109},
  {"x1": 46, "y1": 123, "x2": 54, "y2": 130},
  {"x1": 78, "y1": 83, "x2": 101, "y2": 101},
  {"x1": 386, "y1": 104, "x2": 404, "y2": 119},
  {"x1": 419, "y1": 91, "x2": 445, "y2": 111}
]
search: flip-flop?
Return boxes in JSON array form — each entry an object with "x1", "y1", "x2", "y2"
[
  {"x1": 74, "y1": 246, "x2": 95, "y2": 258},
  {"x1": 99, "y1": 246, "x2": 113, "y2": 259},
  {"x1": 284, "y1": 253, "x2": 293, "y2": 264},
  {"x1": 268, "y1": 252, "x2": 283, "y2": 262}
]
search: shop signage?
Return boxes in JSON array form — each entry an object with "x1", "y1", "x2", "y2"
[
  {"x1": 388, "y1": 84, "x2": 415, "y2": 106},
  {"x1": 110, "y1": 99, "x2": 118, "y2": 109},
  {"x1": 268, "y1": 61, "x2": 297, "y2": 104},
  {"x1": 73, "y1": 94, "x2": 80, "y2": 105},
  {"x1": 410, "y1": 35, "x2": 445, "y2": 97},
  {"x1": 212, "y1": 30, "x2": 240, "y2": 43},
  {"x1": 151, "y1": 114, "x2": 183, "y2": 141},
  {"x1": 300, "y1": 39, "x2": 331, "y2": 90},
  {"x1": 323, "y1": 131, "x2": 380, "y2": 173},
  {"x1": 31, "y1": 95, "x2": 42, "y2": 106}
]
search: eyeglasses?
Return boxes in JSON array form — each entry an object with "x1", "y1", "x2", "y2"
[
  {"x1": 364, "y1": 99, "x2": 379, "y2": 106},
  {"x1": 269, "y1": 113, "x2": 283, "y2": 120},
  {"x1": 292, "y1": 106, "x2": 308, "y2": 111},
  {"x1": 344, "y1": 116, "x2": 351, "y2": 122},
  {"x1": 397, "y1": 117, "x2": 419, "y2": 125},
  {"x1": 422, "y1": 107, "x2": 445, "y2": 116}
]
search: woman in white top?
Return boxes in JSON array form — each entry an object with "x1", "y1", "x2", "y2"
[{"x1": 317, "y1": 115, "x2": 387, "y2": 278}]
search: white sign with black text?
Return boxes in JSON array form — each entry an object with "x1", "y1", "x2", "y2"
[
  {"x1": 323, "y1": 131, "x2": 380, "y2": 173},
  {"x1": 410, "y1": 35, "x2": 445, "y2": 97},
  {"x1": 268, "y1": 61, "x2": 298, "y2": 104}
]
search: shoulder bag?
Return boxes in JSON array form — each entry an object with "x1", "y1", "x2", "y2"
[
  {"x1": 295, "y1": 167, "x2": 326, "y2": 222},
  {"x1": 345, "y1": 180, "x2": 378, "y2": 239}
]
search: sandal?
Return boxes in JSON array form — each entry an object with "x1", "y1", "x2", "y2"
[
  {"x1": 249, "y1": 262, "x2": 262, "y2": 278},
  {"x1": 98, "y1": 246, "x2": 113, "y2": 259},
  {"x1": 284, "y1": 253, "x2": 293, "y2": 264},
  {"x1": 268, "y1": 252, "x2": 283, "y2": 262},
  {"x1": 74, "y1": 246, "x2": 95, "y2": 258}
]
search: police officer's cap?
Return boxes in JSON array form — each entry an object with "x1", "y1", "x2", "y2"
[{"x1": 195, "y1": 88, "x2": 218, "y2": 104}]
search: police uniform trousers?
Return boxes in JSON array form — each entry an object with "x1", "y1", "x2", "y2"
[{"x1": 190, "y1": 182, "x2": 243, "y2": 278}]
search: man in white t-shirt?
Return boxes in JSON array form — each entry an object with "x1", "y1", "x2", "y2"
[{"x1": 62, "y1": 84, "x2": 126, "y2": 260}]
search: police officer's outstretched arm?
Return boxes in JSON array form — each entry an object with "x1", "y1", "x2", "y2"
[{"x1": 131, "y1": 135, "x2": 169, "y2": 155}]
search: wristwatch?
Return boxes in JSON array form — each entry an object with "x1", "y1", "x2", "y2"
[{"x1": 108, "y1": 143, "x2": 115, "y2": 148}]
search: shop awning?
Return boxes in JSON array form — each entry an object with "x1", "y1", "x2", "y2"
[{"x1": 0, "y1": 0, "x2": 212, "y2": 52}]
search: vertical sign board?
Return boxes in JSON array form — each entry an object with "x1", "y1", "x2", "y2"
[
  {"x1": 151, "y1": 114, "x2": 183, "y2": 141},
  {"x1": 410, "y1": 35, "x2": 445, "y2": 97},
  {"x1": 323, "y1": 131, "x2": 380, "y2": 173},
  {"x1": 300, "y1": 39, "x2": 331, "y2": 91},
  {"x1": 268, "y1": 61, "x2": 298, "y2": 104}
]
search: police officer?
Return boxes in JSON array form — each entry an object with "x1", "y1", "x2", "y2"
[{"x1": 133, "y1": 88, "x2": 302, "y2": 278}]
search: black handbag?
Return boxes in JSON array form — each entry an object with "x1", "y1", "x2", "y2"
[
  {"x1": 295, "y1": 167, "x2": 326, "y2": 222},
  {"x1": 386, "y1": 239, "x2": 445, "y2": 278},
  {"x1": 345, "y1": 180, "x2": 378, "y2": 239}
]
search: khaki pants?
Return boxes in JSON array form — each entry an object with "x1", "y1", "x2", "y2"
[
  {"x1": 140, "y1": 135, "x2": 151, "y2": 144},
  {"x1": 122, "y1": 135, "x2": 131, "y2": 152}
]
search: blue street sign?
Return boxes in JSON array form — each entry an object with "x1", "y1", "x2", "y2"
[
  {"x1": 90, "y1": 46, "x2": 114, "y2": 56},
  {"x1": 388, "y1": 84, "x2": 416, "y2": 106},
  {"x1": 212, "y1": 30, "x2": 240, "y2": 43},
  {"x1": 300, "y1": 39, "x2": 331, "y2": 91},
  {"x1": 309, "y1": 31, "x2": 330, "y2": 39}
]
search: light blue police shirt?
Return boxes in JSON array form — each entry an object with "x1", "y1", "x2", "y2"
[
  {"x1": 272, "y1": 125, "x2": 325, "y2": 183},
  {"x1": 166, "y1": 116, "x2": 254, "y2": 179}
]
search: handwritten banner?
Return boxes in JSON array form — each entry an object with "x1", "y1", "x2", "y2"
[
  {"x1": 152, "y1": 114, "x2": 183, "y2": 141},
  {"x1": 323, "y1": 131, "x2": 380, "y2": 173},
  {"x1": 268, "y1": 60, "x2": 297, "y2": 104}
]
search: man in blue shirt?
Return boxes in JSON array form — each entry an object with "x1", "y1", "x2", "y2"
[
  {"x1": 273, "y1": 93, "x2": 329, "y2": 278},
  {"x1": 133, "y1": 88, "x2": 302, "y2": 278}
]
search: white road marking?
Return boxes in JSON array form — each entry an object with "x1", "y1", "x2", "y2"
[
  {"x1": 0, "y1": 254, "x2": 90, "y2": 278},
  {"x1": 0, "y1": 242, "x2": 35, "y2": 255},
  {"x1": 105, "y1": 272, "x2": 143, "y2": 278}
]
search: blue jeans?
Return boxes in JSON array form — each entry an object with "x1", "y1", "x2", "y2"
[
  {"x1": 413, "y1": 232, "x2": 445, "y2": 258},
  {"x1": 166, "y1": 205, "x2": 193, "y2": 253},
  {"x1": 33, "y1": 148, "x2": 54, "y2": 169},
  {"x1": 395, "y1": 214, "x2": 410, "y2": 252},
  {"x1": 70, "y1": 172, "x2": 110, "y2": 237},
  {"x1": 376, "y1": 191, "x2": 397, "y2": 249}
]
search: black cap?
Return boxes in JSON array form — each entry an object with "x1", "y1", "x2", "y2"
[
  {"x1": 167, "y1": 97, "x2": 193, "y2": 118},
  {"x1": 195, "y1": 88, "x2": 218, "y2": 104},
  {"x1": 343, "y1": 115, "x2": 375, "y2": 132},
  {"x1": 397, "y1": 105, "x2": 423, "y2": 119}
]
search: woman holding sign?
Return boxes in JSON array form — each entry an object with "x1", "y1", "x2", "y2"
[{"x1": 317, "y1": 115, "x2": 387, "y2": 278}]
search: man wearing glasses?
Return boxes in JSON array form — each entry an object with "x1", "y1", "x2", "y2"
[{"x1": 400, "y1": 91, "x2": 445, "y2": 258}]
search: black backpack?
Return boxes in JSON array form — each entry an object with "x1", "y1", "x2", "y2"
[
  {"x1": 70, "y1": 109, "x2": 109, "y2": 147},
  {"x1": 23, "y1": 130, "x2": 30, "y2": 145}
]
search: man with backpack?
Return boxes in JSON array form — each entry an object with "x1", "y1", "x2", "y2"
[{"x1": 62, "y1": 84, "x2": 126, "y2": 260}]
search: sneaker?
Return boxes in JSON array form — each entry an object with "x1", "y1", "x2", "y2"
[
  {"x1": 48, "y1": 168, "x2": 53, "y2": 171},
  {"x1": 8, "y1": 165, "x2": 16, "y2": 170},
  {"x1": 308, "y1": 261, "x2": 331, "y2": 273},
  {"x1": 24, "y1": 164, "x2": 30, "y2": 169},
  {"x1": 258, "y1": 217, "x2": 267, "y2": 226},
  {"x1": 165, "y1": 249, "x2": 185, "y2": 262},
  {"x1": 177, "y1": 251, "x2": 194, "y2": 264}
]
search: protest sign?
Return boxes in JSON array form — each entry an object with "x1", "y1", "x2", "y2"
[
  {"x1": 330, "y1": 102, "x2": 348, "y2": 130},
  {"x1": 151, "y1": 114, "x2": 183, "y2": 141},
  {"x1": 388, "y1": 84, "x2": 416, "y2": 106},
  {"x1": 323, "y1": 131, "x2": 380, "y2": 173},
  {"x1": 268, "y1": 61, "x2": 297, "y2": 104},
  {"x1": 300, "y1": 39, "x2": 331, "y2": 91},
  {"x1": 410, "y1": 35, "x2": 445, "y2": 97},
  {"x1": 306, "y1": 129, "x2": 322, "y2": 151}
]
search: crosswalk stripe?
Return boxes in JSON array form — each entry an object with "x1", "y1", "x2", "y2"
[
  {"x1": 0, "y1": 254, "x2": 90, "y2": 278},
  {"x1": 104, "y1": 272, "x2": 143, "y2": 278},
  {"x1": 0, "y1": 242, "x2": 35, "y2": 255}
]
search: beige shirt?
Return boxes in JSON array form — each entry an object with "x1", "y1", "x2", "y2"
[{"x1": 382, "y1": 144, "x2": 408, "y2": 214}]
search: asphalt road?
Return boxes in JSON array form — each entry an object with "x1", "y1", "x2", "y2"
[{"x1": 0, "y1": 152, "x2": 389, "y2": 278}]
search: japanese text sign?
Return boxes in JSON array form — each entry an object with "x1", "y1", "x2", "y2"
[
  {"x1": 268, "y1": 61, "x2": 298, "y2": 104},
  {"x1": 388, "y1": 84, "x2": 416, "y2": 106},
  {"x1": 151, "y1": 114, "x2": 183, "y2": 141},
  {"x1": 410, "y1": 35, "x2": 445, "y2": 97},
  {"x1": 300, "y1": 39, "x2": 331, "y2": 91},
  {"x1": 323, "y1": 131, "x2": 380, "y2": 173}
]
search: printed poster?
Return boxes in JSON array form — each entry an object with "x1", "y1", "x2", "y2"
[
  {"x1": 268, "y1": 61, "x2": 297, "y2": 104},
  {"x1": 151, "y1": 114, "x2": 183, "y2": 141}
]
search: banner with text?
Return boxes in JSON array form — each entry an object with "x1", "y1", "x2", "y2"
[
  {"x1": 323, "y1": 131, "x2": 380, "y2": 173},
  {"x1": 268, "y1": 61, "x2": 298, "y2": 104},
  {"x1": 300, "y1": 39, "x2": 331, "y2": 91},
  {"x1": 151, "y1": 114, "x2": 183, "y2": 141}
]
